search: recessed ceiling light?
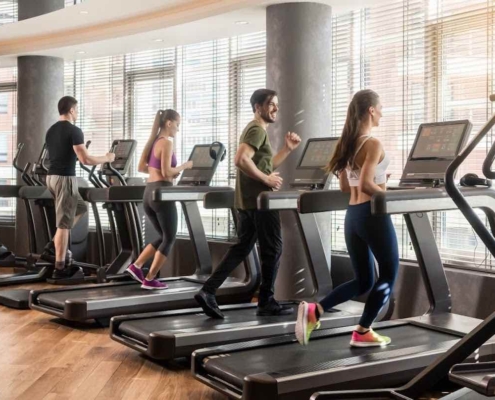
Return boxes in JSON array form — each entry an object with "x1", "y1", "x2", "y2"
[
  {"x1": 153, "y1": 39, "x2": 164, "y2": 42},
  {"x1": 235, "y1": 21, "x2": 249, "y2": 25},
  {"x1": 80, "y1": 10, "x2": 89, "y2": 14},
  {"x1": 77, "y1": 51, "x2": 86, "y2": 54}
]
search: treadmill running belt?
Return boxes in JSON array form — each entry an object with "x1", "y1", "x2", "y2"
[
  {"x1": 118, "y1": 305, "x2": 299, "y2": 344},
  {"x1": 203, "y1": 325, "x2": 458, "y2": 388},
  {"x1": 37, "y1": 280, "x2": 201, "y2": 309}
]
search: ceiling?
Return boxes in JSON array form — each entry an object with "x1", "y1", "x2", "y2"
[{"x1": 0, "y1": 0, "x2": 387, "y2": 68}]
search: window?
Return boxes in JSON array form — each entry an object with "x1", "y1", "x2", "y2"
[
  {"x1": 0, "y1": 92, "x2": 7, "y2": 114},
  {"x1": 0, "y1": 0, "x2": 17, "y2": 25},
  {"x1": 64, "y1": 32, "x2": 266, "y2": 236},
  {"x1": 331, "y1": 0, "x2": 495, "y2": 270},
  {"x1": 0, "y1": 70, "x2": 17, "y2": 225}
]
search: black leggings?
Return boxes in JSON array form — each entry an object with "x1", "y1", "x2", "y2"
[
  {"x1": 319, "y1": 201, "x2": 399, "y2": 328},
  {"x1": 143, "y1": 181, "x2": 177, "y2": 256}
]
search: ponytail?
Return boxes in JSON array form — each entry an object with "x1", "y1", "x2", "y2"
[
  {"x1": 138, "y1": 109, "x2": 180, "y2": 173},
  {"x1": 324, "y1": 89, "x2": 379, "y2": 176}
]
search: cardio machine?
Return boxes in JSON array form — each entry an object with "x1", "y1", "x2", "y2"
[
  {"x1": 191, "y1": 120, "x2": 495, "y2": 400},
  {"x1": 309, "y1": 96, "x2": 495, "y2": 400},
  {"x1": 29, "y1": 142, "x2": 260, "y2": 326},
  {"x1": 108, "y1": 137, "x2": 390, "y2": 361}
]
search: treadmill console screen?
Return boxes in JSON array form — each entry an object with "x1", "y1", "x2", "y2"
[
  {"x1": 189, "y1": 145, "x2": 215, "y2": 169},
  {"x1": 411, "y1": 122, "x2": 469, "y2": 160},
  {"x1": 298, "y1": 139, "x2": 337, "y2": 169}
]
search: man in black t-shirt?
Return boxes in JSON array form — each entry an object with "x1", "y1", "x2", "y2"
[{"x1": 45, "y1": 96, "x2": 115, "y2": 280}]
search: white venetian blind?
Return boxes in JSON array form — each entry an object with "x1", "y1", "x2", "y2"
[
  {"x1": 0, "y1": 67, "x2": 17, "y2": 224},
  {"x1": 62, "y1": 32, "x2": 265, "y2": 237},
  {"x1": 65, "y1": 56, "x2": 125, "y2": 229},
  {"x1": 0, "y1": 0, "x2": 16, "y2": 25},
  {"x1": 331, "y1": 0, "x2": 495, "y2": 270}
]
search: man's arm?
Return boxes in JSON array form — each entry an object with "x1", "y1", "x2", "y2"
[
  {"x1": 235, "y1": 143, "x2": 282, "y2": 189},
  {"x1": 272, "y1": 132, "x2": 301, "y2": 169},
  {"x1": 73, "y1": 144, "x2": 114, "y2": 166}
]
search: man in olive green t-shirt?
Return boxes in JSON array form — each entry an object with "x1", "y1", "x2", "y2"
[{"x1": 195, "y1": 89, "x2": 301, "y2": 319}]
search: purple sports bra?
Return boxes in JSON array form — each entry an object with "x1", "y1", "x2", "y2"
[{"x1": 148, "y1": 137, "x2": 177, "y2": 170}]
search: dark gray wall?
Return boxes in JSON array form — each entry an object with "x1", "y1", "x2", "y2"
[
  {"x1": 266, "y1": 2, "x2": 333, "y2": 299},
  {"x1": 331, "y1": 253, "x2": 495, "y2": 320}
]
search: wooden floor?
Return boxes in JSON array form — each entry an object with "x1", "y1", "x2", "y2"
[
  {"x1": 0, "y1": 280, "x2": 450, "y2": 400},
  {"x1": 0, "y1": 281, "x2": 226, "y2": 400}
]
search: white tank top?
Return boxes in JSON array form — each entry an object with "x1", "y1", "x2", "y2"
[{"x1": 346, "y1": 135, "x2": 390, "y2": 186}]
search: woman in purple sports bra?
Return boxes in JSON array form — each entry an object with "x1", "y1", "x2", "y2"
[{"x1": 125, "y1": 109, "x2": 193, "y2": 290}]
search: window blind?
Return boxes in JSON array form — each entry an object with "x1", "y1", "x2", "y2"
[
  {"x1": 0, "y1": 67, "x2": 17, "y2": 224},
  {"x1": 0, "y1": 0, "x2": 16, "y2": 25},
  {"x1": 331, "y1": 0, "x2": 495, "y2": 270},
  {"x1": 62, "y1": 32, "x2": 266, "y2": 236}
]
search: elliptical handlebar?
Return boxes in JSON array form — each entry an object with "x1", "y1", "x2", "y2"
[
  {"x1": 445, "y1": 95, "x2": 495, "y2": 257},
  {"x1": 104, "y1": 143, "x2": 127, "y2": 186},
  {"x1": 21, "y1": 162, "x2": 35, "y2": 186},
  {"x1": 13, "y1": 143, "x2": 25, "y2": 174},
  {"x1": 79, "y1": 141, "x2": 102, "y2": 189},
  {"x1": 37, "y1": 143, "x2": 49, "y2": 174}
]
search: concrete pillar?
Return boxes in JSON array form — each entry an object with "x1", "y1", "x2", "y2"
[
  {"x1": 18, "y1": 0, "x2": 64, "y2": 20},
  {"x1": 266, "y1": 3, "x2": 333, "y2": 300},
  {"x1": 16, "y1": 0, "x2": 64, "y2": 254}
]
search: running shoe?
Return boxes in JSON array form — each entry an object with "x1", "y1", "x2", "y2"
[
  {"x1": 125, "y1": 264, "x2": 145, "y2": 283},
  {"x1": 141, "y1": 279, "x2": 168, "y2": 290},
  {"x1": 350, "y1": 329, "x2": 391, "y2": 347},
  {"x1": 295, "y1": 301, "x2": 321, "y2": 345}
]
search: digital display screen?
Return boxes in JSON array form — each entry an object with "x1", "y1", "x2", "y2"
[
  {"x1": 190, "y1": 146, "x2": 215, "y2": 168},
  {"x1": 299, "y1": 140, "x2": 337, "y2": 168},
  {"x1": 411, "y1": 123, "x2": 467, "y2": 159},
  {"x1": 114, "y1": 141, "x2": 134, "y2": 159}
]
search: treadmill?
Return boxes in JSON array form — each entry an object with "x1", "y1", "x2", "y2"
[
  {"x1": 109, "y1": 138, "x2": 384, "y2": 361},
  {"x1": 29, "y1": 143, "x2": 260, "y2": 326},
  {"x1": 309, "y1": 97, "x2": 495, "y2": 400},
  {"x1": 191, "y1": 121, "x2": 495, "y2": 400}
]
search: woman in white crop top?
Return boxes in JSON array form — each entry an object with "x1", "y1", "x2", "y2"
[{"x1": 296, "y1": 89, "x2": 399, "y2": 348}]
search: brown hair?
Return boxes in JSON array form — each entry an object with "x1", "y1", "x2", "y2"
[
  {"x1": 250, "y1": 89, "x2": 277, "y2": 113},
  {"x1": 325, "y1": 89, "x2": 380, "y2": 175},
  {"x1": 58, "y1": 96, "x2": 78, "y2": 115},
  {"x1": 138, "y1": 109, "x2": 180, "y2": 172}
]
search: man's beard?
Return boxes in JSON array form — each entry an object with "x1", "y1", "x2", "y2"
[{"x1": 260, "y1": 110, "x2": 276, "y2": 123}]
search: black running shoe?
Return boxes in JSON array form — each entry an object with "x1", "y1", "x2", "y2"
[
  {"x1": 51, "y1": 266, "x2": 83, "y2": 280},
  {"x1": 194, "y1": 290, "x2": 224, "y2": 319},
  {"x1": 257, "y1": 300, "x2": 294, "y2": 316}
]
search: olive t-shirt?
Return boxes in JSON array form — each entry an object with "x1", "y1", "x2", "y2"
[{"x1": 235, "y1": 121, "x2": 274, "y2": 210}]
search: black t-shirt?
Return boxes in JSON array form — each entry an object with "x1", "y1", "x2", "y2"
[{"x1": 45, "y1": 121, "x2": 84, "y2": 176}]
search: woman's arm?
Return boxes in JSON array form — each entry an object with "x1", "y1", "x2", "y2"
[
  {"x1": 339, "y1": 171, "x2": 351, "y2": 193},
  {"x1": 358, "y1": 139, "x2": 385, "y2": 196},
  {"x1": 159, "y1": 140, "x2": 192, "y2": 178}
]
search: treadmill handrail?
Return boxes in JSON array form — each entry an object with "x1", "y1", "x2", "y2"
[
  {"x1": 153, "y1": 186, "x2": 234, "y2": 202},
  {"x1": 298, "y1": 190, "x2": 351, "y2": 213},
  {"x1": 203, "y1": 190, "x2": 235, "y2": 209}
]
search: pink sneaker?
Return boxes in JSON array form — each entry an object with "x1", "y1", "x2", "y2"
[
  {"x1": 350, "y1": 329, "x2": 391, "y2": 347},
  {"x1": 141, "y1": 279, "x2": 168, "y2": 290},
  {"x1": 125, "y1": 264, "x2": 145, "y2": 283},
  {"x1": 295, "y1": 302, "x2": 321, "y2": 345}
]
